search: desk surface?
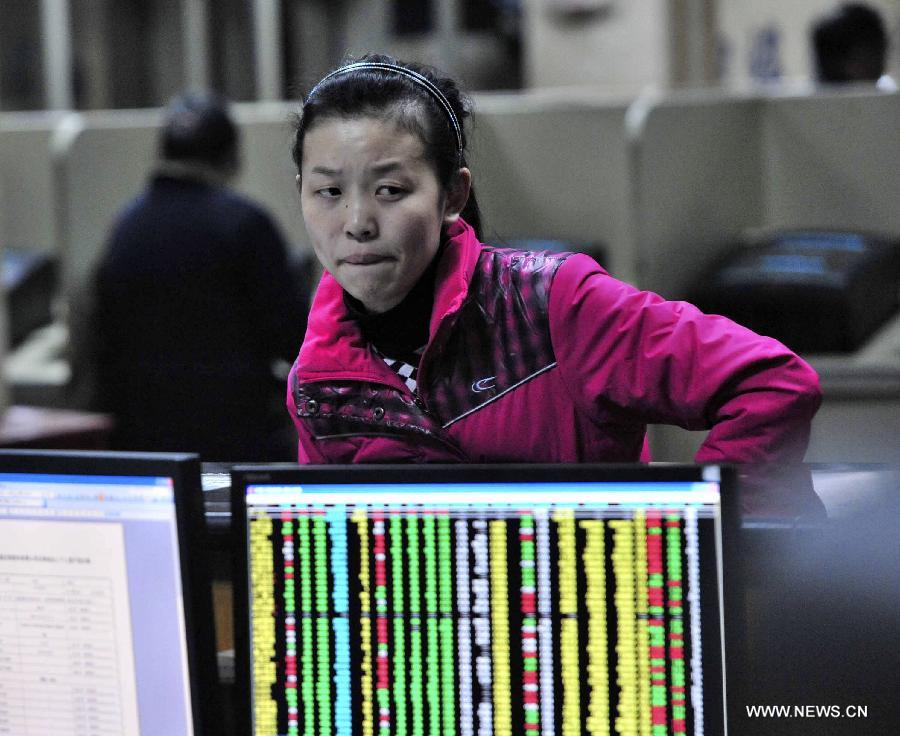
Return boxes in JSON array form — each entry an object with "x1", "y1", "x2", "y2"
[
  {"x1": 0, "y1": 404, "x2": 113, "y2": 448},
  {"x1": 727, "y1": 467, "x2": 899, "y2": 735}
]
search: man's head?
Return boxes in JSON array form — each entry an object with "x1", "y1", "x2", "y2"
[
  {"x1": 160, "y1": 92, "x2": 239, "y2": 175},
  {"x1": 812, "y1": 3, "x2": 890, "y2": 83}
]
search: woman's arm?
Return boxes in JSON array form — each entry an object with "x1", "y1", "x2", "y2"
[{"x1": 550, "y1": 254, "x2": 822, "y2": 464}]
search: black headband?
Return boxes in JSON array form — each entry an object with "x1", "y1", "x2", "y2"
[{"x1": 307, "y1": 61, "x2": 464, "y2": 164}]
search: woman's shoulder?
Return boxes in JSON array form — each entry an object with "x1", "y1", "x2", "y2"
[
  {"x1": 460, "y1": 245, "x2": 601, "y2": 329},
  {"x1": 474, "y1": 243, "x2": 588, "y2": 279},
  {"x1": 478, "y1": 246, "x2": 617, "y2": 298}
]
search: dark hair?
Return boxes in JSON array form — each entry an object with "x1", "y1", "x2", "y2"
[
  {"x1": 812, "y1": 3, "x2": 889, "y2": 83},
  {"x1": 160, "y1": 92, "x2": 239, "y2": 171},
  {"x1": 292, "y1": 53, "x2": 483, "y2": 239}
]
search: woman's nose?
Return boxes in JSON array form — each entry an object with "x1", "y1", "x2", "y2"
[{"x1": 345, "y1": 197, "x2": 378, "y2": 242}]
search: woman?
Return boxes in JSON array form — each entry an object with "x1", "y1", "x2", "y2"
[{"x1": 287, "y1": 54, "x2": 821, "y2": 466}]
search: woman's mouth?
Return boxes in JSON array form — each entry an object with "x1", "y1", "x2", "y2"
[{"x1": 343, "y1": 253, "x2": 391, "y2": 265}]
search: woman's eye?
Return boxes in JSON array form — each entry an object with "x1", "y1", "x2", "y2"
[
  {"x1": 376, "y1": 185, "x2": 405, "y2": 197},
  {"x1": 317, "y1": 187, "x2": 341, "y2": 198}
]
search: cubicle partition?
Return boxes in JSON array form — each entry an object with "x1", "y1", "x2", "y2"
[
  {"x1": 762, "y1": 92, "x2": 900, "y2": 464},
  {"x1": 53, "y1": 110, "x2": 161, "y2": 299},
  {"x1": 762, "y1": 90, "x2": 900, "y2": 235},
  {"x1": 470, "y1": 90, "x2": 636, "y2": 282},
  {"x1": 628, "y1": 88, "x2": 900, "y2": 298},
  {"x1": 629, "y1": 88, "x2": 900, "y2": 461},
  {"x1": 0, "y1": 112, "x2": 68, "y2": 253},
  {"x1": 49, "y1": 111, "x2": 160, "y2": 407},
  {"x1": 626, "y1": 91, "x2": 765, "y2": 299},
  {"x1": 231, "y1": 101, "x2": 306, "y2": 249},
  {"x1": 0, "y1": 113, "x2": 72, "y2": 407}
]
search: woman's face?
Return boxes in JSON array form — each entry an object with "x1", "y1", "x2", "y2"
[{"x1": 299, "y1": 115, "x2": 469, "y2": 313}]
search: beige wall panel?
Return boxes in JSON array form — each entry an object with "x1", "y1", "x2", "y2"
[
  {"x1": 761, "y1": 91, "x2": 900, "y2": 236},
  {"x1": 0, "y1": 112, "x2": 67, "y2": 252},
  {"x1": 524, "y1": 0, "x2": 670, "y2": 92},
  {"x1": 470, "y1": 91, "x2": 635, "y2": 280},
  {"x1": 55, "y1": 111, "x2": 161, "y2": 298},
  {"x1": 231, "y1": 102, "x2": 308, "y2": 251},
  {"x1": 629, "y1": 92, "x2": 764, "y2": 298}
]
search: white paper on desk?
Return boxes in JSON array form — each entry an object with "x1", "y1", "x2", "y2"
[{"x1": 0, "y1": 519, "x2": 140, "y2": 736}]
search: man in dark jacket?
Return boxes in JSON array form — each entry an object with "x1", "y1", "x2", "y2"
[{"x1": 93, "y1": 93, "x2": 307, "y2": 460}]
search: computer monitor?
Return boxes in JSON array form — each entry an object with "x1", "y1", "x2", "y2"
[
  {"x1": 232, "y1": 464, "x2": 735, "y2": 736},
  {"x1": 0, "y1": 450, "x2": 218, "y2": 736}
]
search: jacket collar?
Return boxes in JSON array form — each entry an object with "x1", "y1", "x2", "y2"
[
  {"x1": 296, "y1": 218, "x2": 481, "y2": 382},
  {"x1": 430, "y1": 218, "x2": 481, "y2": 338}
]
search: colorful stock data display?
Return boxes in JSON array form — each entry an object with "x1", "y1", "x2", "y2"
[{"x1": 244, "y1": 482, "x2": 725, "y2": 736}]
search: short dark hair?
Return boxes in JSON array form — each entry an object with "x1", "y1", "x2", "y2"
[
  {"x1": 812, "y1": 3, "x2": 889, "y2": 82},
  {"x1": 292, "y1": 53, "x2": 483, "y2": 239},
  {"x1": 160, "y1": 92, "x2": 239, "y2": 170}
]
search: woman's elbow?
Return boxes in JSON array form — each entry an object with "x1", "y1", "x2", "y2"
[{"x1": 785, "y1": 355, "x2": 823, "y2": 421}]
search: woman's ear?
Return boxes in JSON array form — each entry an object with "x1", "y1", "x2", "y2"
[
  {"x1": 442, "y1": 167, "x2": 472, "y2": 225},
  {"x1": 295, "y1": 174, "x2": 302, "y2": 194}
]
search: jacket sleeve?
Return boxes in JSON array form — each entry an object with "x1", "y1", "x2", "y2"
[{"x1": 549, "y1": 254, "x2": 822, "y2": 464}]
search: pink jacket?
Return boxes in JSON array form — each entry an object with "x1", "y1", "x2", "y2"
[{"x1": 287, "y1": 219, "x2": 821, "y2": 464}]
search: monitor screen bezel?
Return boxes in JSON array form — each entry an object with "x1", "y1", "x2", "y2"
[
  {"x1": 230, "y1": 462, "x2": 736, "y2": 736},
  {"x1": 0, "y1": 448, "x2": 220, "y2": 736}
]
